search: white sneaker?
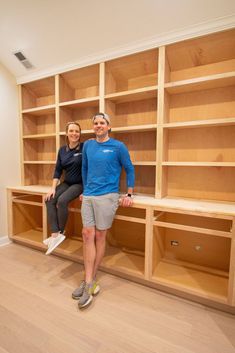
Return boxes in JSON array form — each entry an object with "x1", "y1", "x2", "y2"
[
  {"x1": 43, "y1": 236, "x2": 52, "y2": 246},
  {"x1": 45, "y1": 233, "x2": 66, "y2": 255}
]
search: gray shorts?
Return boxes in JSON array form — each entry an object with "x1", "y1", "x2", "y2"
[{"x1": 81, "y1": 193, "x2": 119, "y2": 230}]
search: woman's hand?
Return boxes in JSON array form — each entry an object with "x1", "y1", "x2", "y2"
[{"x1": 44, "y1": 188, "x2": 56, "y2": 202}]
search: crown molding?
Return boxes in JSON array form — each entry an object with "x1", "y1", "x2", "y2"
[{"x1": 17, "y1": 14, "x2": 235, "y2": 84}]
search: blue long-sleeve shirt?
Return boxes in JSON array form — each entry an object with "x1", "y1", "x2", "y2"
[
  {"x1": 82, "y1": 138, "x2": 135, "y2": 196},
  {"x1": 53, "y1": 143, "x2": 83, "y2": 185}
]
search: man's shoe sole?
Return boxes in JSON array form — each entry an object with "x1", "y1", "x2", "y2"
[
  {"x1": 78, "y1": 296, "x2": 93, "y2": 309},
  {"x1": 72, "y1": 293, "x2": 81, "y2": 300},
  {"x1": 92, "y1": 285, "x2": 100, "y2": 296}
]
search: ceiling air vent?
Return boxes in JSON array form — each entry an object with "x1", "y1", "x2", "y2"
[{"x1": 13, "y1": 51, "x2": 34, "y2": 69}]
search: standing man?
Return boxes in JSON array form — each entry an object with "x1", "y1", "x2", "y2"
[{"x1": 72, "y1": 112, "x2": 135, "y2": 309}]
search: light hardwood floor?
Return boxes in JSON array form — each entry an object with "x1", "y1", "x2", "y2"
[{"x1": 0, "y1": 243, "x2": 235, "y2": 353}]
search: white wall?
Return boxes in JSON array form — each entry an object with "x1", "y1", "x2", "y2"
[{"x1": 0, "y1": 62, "x2": 20, "y2": 238}]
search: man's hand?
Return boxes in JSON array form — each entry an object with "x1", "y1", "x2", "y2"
[{"x1": 119, "y1": 195, "x2": 133, "y2": 207}]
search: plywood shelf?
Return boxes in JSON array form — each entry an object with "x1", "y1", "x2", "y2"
[
  {"x1": 163, "y1": 117, "x2": 235, "y2": 129},
  {"x1": 59, "y1": 102, "x2": 99, "y2": 132},
  {"x1": 23, "y1": 164, "x2": 55, "y2": 186},
  {"x1": 8, "y1": 185, "x2": 235, "y2": 216},
  {"x1": 105, "y1": 86, "x2": 158, "y2": 102},
  {"x1": 162, "y1": 162, "x2": 235, "y2": 167},
  {"x1": 154, "y1": 210, "x2": 232, "y2": 237},
  {"x1": 112, "y1": 130, "x2": 156, "y2": 163},
  {"x1": 23, "y1": 133, "x2": 56, "y2": 139},
  {"x1": 165, "y1": 72, "x2": 235, "y2": 94},
  {"x1": 154, "y1": 221, "x2": 232, "y2": 238},
  {"x1": 21, "y1": 77, "x2": 55, "y2": 110},
  {"x1": 59, "y1": 96, "x2": 99, "y2": 108},
  {"x1": 22, "y1": 108, "x2": 56, "y2": 137},
  {"x1": 53, "y1": 238, "x2": 83, "y2": 258},
  {"x1": 133, "y1": 161, "x2": 156, "y2": 166},
  {"x1": 22, "y1": 104, "x2": 56, "y2": 114},
  {"x1": 59, "y1": 64, "x2": 99, "y2": 102},
  {"x1": 105, "y1": 49, "x2": 158, "y2": 94},
  {"x1": 165, "y1": 29, "x2": 235, "y2": 83},
  {"x1": 152, "y1": 221, "x2": 231, "y2": 303},
  {"x1": 102, "y1": 245, "x2": 145, "y2": 278},
  {"x1": 70, "y1": 124, "x2": 157, "y2": 135},
  {"x1": 152, "y1": 261, "x2": 228, "y2": 303},
  {"x1": 12, "y1": 199, "x2": 43, "y2": 207},
  {"x1": 164, "y1": 166, "x2": 235, "y2": 202},
  {"x1": 23, "y1": 161, "x2": 56, "y2": 164},
  {"x1": 164, "y1": 84, "x2": 235, "y2": 125},
  {"x1": 12, "y1": 193, "x2": 43, "y2": 203},
  {"x1": 111, "y1": 124, "x2": 157, "y2": 133},
  {"x1": 11, "y1": 229, "x2": 43, "y2": 244}
]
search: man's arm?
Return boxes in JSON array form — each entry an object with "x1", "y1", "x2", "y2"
[
  {"x1": 82, "y1": 142, "x2": 88, "y2": 189},
  {"x1": 118, "y1": 143, "x2": 135, "y2": 207}
]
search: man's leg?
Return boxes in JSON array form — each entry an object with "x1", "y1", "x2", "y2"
[
  {"x1": 76, "y1": 226, "x2": 99, "y2": 308},
  {"x1": 93, "y1": 229, "x2": 107, "y2": 278},
  {"x1": 82, "y1": 226, "x2": 96, "y2": 284}
]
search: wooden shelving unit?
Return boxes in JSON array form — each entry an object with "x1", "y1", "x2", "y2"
[
  {"x1": 152, "y1": 209, "x2": 232, "y2": 303},
  {"x1": 7, "y1": 28, "x2": 235, "y2": 313}
]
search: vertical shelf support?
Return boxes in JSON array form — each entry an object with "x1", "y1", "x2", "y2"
[
  {"x1": 144, "y1": 206, "x2": 153, "y2": 280},
  {"x1": 42, "y1": 199, "x2": 48, "y2": 240},
  {"x1": 55, "y1": 74, "x2": 60, "y2": 151},
  {"x1": 156, "y1": 46, "x2": 166, "y2": 198},
  {"x1": 99, "y1": 62, "x2": 105, "y2": 113},
  {"x1": 18, "y1": 85, "x2": 24, "y2": 185},
  {"x1": 228, "y1": 217, "x2": 235, "y2": 306}
]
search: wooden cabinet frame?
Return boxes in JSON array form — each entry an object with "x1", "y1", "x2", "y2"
[{"x1": 8, "y1": 28, "x2": 235, "y2": 313}]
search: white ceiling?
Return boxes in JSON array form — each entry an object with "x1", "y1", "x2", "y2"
[{"x1": 0, "y1": 0, "x2": 235, "y2": 83}]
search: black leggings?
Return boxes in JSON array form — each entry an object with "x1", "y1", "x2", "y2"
[{"x1": 46, "y1": 182, "x2": 83, "y2": 234}]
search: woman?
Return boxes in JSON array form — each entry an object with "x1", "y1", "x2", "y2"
[{"x1": 44, "y1": 121, "x2": 83, "y2": 255}]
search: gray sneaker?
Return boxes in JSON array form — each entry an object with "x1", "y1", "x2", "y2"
[
  {"x1": 78, "y1": 283, "x2": 93, "y2": 309},
  {"x1": 72, "y1": 280, "x2": 86, "y2": 300},
  {"x1": 90, "y1": 280, "x2": 100, "y2": 296},
  {"x1": 72, "y1": 279, "x2": 100, "y2": 301}
]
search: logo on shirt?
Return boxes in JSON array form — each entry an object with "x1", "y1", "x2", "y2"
[{"x1": 102, "y1": 149, "x2": 113, "y2": 153}]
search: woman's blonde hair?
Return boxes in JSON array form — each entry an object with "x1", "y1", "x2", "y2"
[{"x1": 65, "y1": 121, "x2": 81, "y2": 149}]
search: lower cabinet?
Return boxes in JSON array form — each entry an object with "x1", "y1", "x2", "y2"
[
  {"x1": 152, "y1": 210, "x2": 232, "y2": 304},
  {"x1": 7, "y1": 186, "x2": 235, "y2": 312},
  {"x1": 9, "y1": 191, "x2": 45, "y2": 246},
  {"x1": 103, "y1": 206, "x2": 146, "y2": 279}
]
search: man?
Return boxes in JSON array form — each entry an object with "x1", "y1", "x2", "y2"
[{"x1": 72, "y1": 112, "x2": 135, "y2": 309}]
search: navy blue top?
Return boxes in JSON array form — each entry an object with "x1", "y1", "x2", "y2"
[
  {"x1": 82, "y1": 138, "x2": 135, "y2": 196},
  {"x1": 53, "y1": 143, "x2": 83, "y2": 185}
]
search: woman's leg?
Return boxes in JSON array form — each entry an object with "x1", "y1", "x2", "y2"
[
  {"x1": 56, "y1": 183, "x2": 83, "y2": 233},
  {"x1": 45, "y1": 183, "x2": 69, "y2": 233}
]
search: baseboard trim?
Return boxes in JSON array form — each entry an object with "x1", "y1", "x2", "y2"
[{"x1": 0, "y1": 236, "x2": 12, "y2": 247}]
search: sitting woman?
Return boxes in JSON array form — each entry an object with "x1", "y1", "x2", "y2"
[{"x1": 44, "y1": 121, "x2": 83, "y2": 255}]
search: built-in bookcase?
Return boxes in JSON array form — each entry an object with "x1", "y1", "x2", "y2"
[{"x1": 8, "y1": 28, "x2": 235, "y2": 313}]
